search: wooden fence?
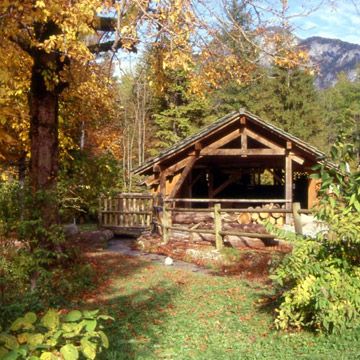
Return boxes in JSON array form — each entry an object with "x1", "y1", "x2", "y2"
[
  {"x1": 98, "y1": 194, "x2": 311, "y2": 245},
  {"x1": 160, "y1": 198, "x2": 311, "y2": 249},
  {"x1": 99, "y1": 193, "x2": 153, "y2": 229}
]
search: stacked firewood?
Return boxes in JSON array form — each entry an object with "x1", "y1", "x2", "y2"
[
  {"x1": 171, "y1": 204, "x2": 285, "y2": 228},
  {"x1": 236, "y1": 204, "x2": 285, "y2": 227}
]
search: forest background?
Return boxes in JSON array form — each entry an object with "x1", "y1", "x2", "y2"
[
  {"x1": 0, "y1": 0, "x2": 359, "y2": 223},
  {"x1": 0, "y1": 0, "x2": 359, "y2": 344}
]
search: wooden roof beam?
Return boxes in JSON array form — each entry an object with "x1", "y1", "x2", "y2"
[
  {"x1": 200, "y1": 148, "x2": 286, "y2": 156},
  {"x1": 153, "y1": 163, "x2": 161, "y2": 173},
  {"x1": 201, "y1": 128, "x2": 241, "y2": 151},
  {"x1": 289, "y1": 152, "x2": 304, "y2": 165},
  {"x1": 166, "y1": 155, "x2": 200, "y2": 175},
  {"x1": 169, "y1": 157, "x2": 198, "y2": 198},
  {"x1": 243, "y1": 128, "x2": 283, "y2": 150}
]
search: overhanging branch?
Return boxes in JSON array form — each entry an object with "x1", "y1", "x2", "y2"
[
  {"x1": 93, "y1": 16, "x2": 117, "y2": 32},
  {"x1": 88, "y1": 40, "x2": 137, "y2": 54}
]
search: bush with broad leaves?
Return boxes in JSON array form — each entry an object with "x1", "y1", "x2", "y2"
[{"x1": 0, "y1": 309, "x2": 113, "y2": 359}]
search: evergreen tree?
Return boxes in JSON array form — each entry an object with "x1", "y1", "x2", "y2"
[
  {"x1": 321, "y1": 72, "x2": 360, "y2": 164},
  {"x1": 211, "y1": 66, "x2": 325, "y2": 148},
  {"x1": 146, "y1": 44, "x2": 212, "y2": 153}
]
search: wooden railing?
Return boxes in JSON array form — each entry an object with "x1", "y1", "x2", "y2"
[
  {"x1": 98, "y1": 194, "x2": 312, "y2": 241},
  {"x1": 160, "y1": 199, "x2": 310, "y2": 249},
  {"x1": 99, "y1": 193, "x2": 153, "y2": 229}
]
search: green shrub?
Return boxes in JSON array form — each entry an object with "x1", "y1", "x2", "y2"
[
  {"x1": 0, "y1": 181, "x2": 21, "y2": 235},
  {"x1": 58, "y1": 151, "x2": 122, "y2": 223},
  {"x1": 0, "y1": 309, "x2": 113, "y2": 359},
  {"x1": 271, "y1": 134, "x2": 360, "y2": 333}
]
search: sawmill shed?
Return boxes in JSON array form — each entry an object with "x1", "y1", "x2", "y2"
[{"x1": 133, "y1": 109, "x2": 326, "y2": 212}]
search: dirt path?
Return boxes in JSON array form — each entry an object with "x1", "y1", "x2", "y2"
[{"x1": 107, "y1": 238, "x2": 212, "y2": 274}]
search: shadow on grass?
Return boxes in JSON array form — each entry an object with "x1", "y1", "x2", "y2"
[
  {"x1": 97, "y1": 281, "x2": 180, "y2": 360},
  {"x1": 76, "y1": 250, "x2": 182, "y2": 359}
]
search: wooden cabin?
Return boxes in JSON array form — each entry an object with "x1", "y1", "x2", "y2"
[{"x1": 133, "y1": 110, "x2": 325, "y2": 215}]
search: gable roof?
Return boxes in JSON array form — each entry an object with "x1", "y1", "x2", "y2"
[{"x1": 134, "y1": 109, "x2": 326, "y2": 175}]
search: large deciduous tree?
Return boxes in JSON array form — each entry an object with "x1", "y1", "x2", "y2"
[
  {"x1": 0, "y1": 0, "x2": 196, "y2": 238},
  {"x1": 1, "y1": 1, "x2": 118, "y2": 231}
]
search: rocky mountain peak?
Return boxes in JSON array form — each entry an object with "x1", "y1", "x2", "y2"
[{"x1": 299, "y1": 36, "x2": 360, "y2": 88}]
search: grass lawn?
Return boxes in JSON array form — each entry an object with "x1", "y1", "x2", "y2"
[{"x1": 82, "y1": 251, "x2": 360, "y2": 360}]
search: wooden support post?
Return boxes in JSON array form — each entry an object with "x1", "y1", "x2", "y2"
[
  {"x1": 285, "y1": 153, "x2": 293, "y2": 224},
  {"x1": 162, "y1": 204, "x2": 171, "y2": 244},
  {"x1": 292, "y1": 202, "x2": 303, "y2": 235},
  {"x1": 160, "y1": 170, "x2": 166, "y2": 197},
  {"x1": 240, "y1": 120, "x2": 247, "y2": 157},
  {"x1": 214, "y1": 203, "x2": 223, "y2": 250},
  {"x1": 169, "y1": 157, "x2": 197, "y2": 198}
]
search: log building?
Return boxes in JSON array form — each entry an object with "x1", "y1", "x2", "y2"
[{"x1": 133, "y1": 110, "x2": 325, "y2": 211}]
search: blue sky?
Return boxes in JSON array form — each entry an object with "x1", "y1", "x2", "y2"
[
  {"x1": 115, "y1": 0, "x2": 360, "y2": 75},
  {"x1": 289, "y1": 1, "x2": 360, "y2": 44}
]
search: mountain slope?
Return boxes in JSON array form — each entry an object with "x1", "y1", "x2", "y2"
[{"x1": 299, "y1": 36, "x2": 360, "y2": 88}]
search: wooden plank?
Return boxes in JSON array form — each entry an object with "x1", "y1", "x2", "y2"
[
  {"x1": 243, "y1": 128, "x2": 282, "y2": 150},
  {"x1": 166, "y1": 226, "x2": 215, "y2": 235},
  {"x1": 200, "y1": 148, "x2": 286, "y2": 156},
  {"x1": 169, "y1": 157, "x2": 197, "y2": 198},
  {"x1": 153, "y1": 164, "x2": 161, "y2": 173},
  {"x1": 145, "y1": 176, "x2": 160, "y2": 187},
  {"x1": 115, "y1": 197, "x2": 119, "y2": 226},
  {"x1": 202, "y1": 128, "x2": 241, "y2": 150},
  {"x1": 292, "y1": 202, "x2": 303, "y2": 235},
  {"x1": 165, "y1": 198, "x2": 290, "y2": 203},
  {"x1": 194, "y1": 142, "x2": 202, "y2": 152},
  {"x1": 162, "y1": 205, "x2": 171, "y2": 243},
  {"x1": 221, "y1": 208, "x2": 290, "y2": 214},
  {"x1": 285, "y1": 154, "x2": 293, "y2": 224},
  {"x1": 165, "y1": 172, "x2": 181, "y2": 197},
  {"x1": 100, "y1": 211, "x2": 152, "y2": 215},
  {"x1": 168, "y1": 207, "x2": 213, "y2": 212},
  {"x1": 166, "y1": 156, "x2": 198, "y2": 175},
  {"x1": 214, "y1": 203, "x2": 224, "y2": 250},
  {"x1": 289, "y1": 152, "x2": 304, "y2": 165},
  {"x1": 168, "y1": 207, "x2": 290, "y2": 214},
  {"x1": 159, "y1": 170, "x2": 166, "y2": 197},
  {"x1": 241, "y1": 130, "x2": 248, "y2": 157}
]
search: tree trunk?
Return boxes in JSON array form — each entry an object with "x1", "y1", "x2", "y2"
[{"x1": 29, "y1": 51, "x2": 61, "y2": 230}]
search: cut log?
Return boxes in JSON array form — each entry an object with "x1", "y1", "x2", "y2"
[
  {"x1": 226, "y1": 235, "x2": 266, "y2": 248},
  {"x1": 237, "y1": 212, "x2": 252, "y2": 224},
  {"x1": 272, "y1": 211, "x2": 282, "y2": 219},
  {"x1": 269, "y1": 216, "x2": 276, "y2": 225},
  {"x1": 223, "y1": 214, "x2": 237, "y2": 223},
  {"x1": 276, "y1": 216, "x2": 284, "y2": 227},
  {"x1": 259, "y1": 211, "x2": 269, "y2": 220},
  {"x1": 251, "y1": 212, "x2": 260, "y2": 222},
  {"x1": 190, "y1": 232, "x2": 215, "y2": 242},
  {"x1": 172, "y1": 212, "x2": 213, "y2": 224}
]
